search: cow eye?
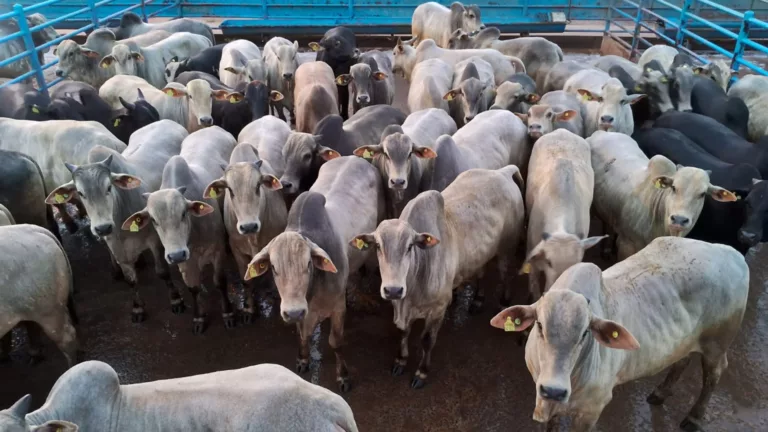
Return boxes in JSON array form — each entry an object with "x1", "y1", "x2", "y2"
[
  {"x1": 546, "y1": 112, "x2": 553, "y2": 118},
  {"x1": 303, "y1": 154, "x2": 312, "y2": 161},
  {"x1": 581, "y1": 329, "x2": 589, "y2": 340},
  {"x1": 107, "y1": 185, "x2": 112, "y2": 194},
  {"x1": 181, "y1": 210, "x2": 187, "y2": 220},
  {"x1": 407, "y1": 243, "x2": 414, "y2": 253},
  {"x1": 670, "y1": 185, "x2": 677, "y2": 193},
  {"x1": 151, "y1": 217, "x2": 157, "y2": 225},
  {"x1": 335, "y1": 40, "x2": 341, "y2": 47},
  {"x1": 700, "y1": 192, "x2": 706, "y2": 198}
]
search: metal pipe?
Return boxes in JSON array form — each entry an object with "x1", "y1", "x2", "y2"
[{"x1": 13, "y1": 4, "x2": 48, "y2": 100}]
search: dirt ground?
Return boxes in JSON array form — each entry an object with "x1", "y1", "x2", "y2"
[{"x1": 2, "y1": 51, "x2": 768, "y2": 432}]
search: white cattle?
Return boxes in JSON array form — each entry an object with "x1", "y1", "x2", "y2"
[
  {"x1": 565, "y1": 71, "x2": 643, "y2": 136},
  {"x1": 237, "y1": 115, "x2": 292, "y2": 178},
  {"x1": 727, "y1": 74, "x2": 768, "y2": 141},
  {"x1": 219, "y1": 39, "x2": 262, "y2": 89},
  {"x1": 263, "y1": 37, "x2": 300, "y2": 122},
  {"x1": 409, "y1": 2, "x2": 484, "y2": 48},
  {"x1": 407, "y1": 58, "x2": 453, "y2": 115}
]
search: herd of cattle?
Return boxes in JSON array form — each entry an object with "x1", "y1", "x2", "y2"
[{"x1": 0, "y1": 1, "x2": 766, "y2": 431}]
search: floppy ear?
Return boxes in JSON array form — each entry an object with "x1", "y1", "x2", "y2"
[
  {"x1": 130, "y1": 52, "x2": 144, "y2": 62},
  {"x1": 308, "y1": 42, "x2": 321, "y2": 52},
  {"x1": 353, "y1": 145, "x2": 382, "y2": 160},
  {"x1": 372, "y1": 71, "x2": 388, "y2": 81},
  {"x1": 269, "y1": 91, "x2": 284, "y2": 102},
  {"x1": 309, "y1": 243, "x2": 338, "y2": 273},
  {"x1": 81, "y1": 48, "x2": 101, "y2": 59},
  {"x1": 580, "y1": 235, "x2": 609, "y2": 250},
  {"x1": 261, "y1": 174, "x2": 282, "y2": 191},
  {"x1": 335, "y1": 74, "x2": 352, "y2": 86},
  {"x1": 520, "y1": 242, "x2": 546, "y2": 274},
  {"x1": 652, "y1": 175, "x2": 674, "y2": 189},
  {"x1": 625, "y1": 94, "x2": 646, "y2": 105},
  {"x1": 121, "y1": 209, "x2": 150, "y2": 232},
  {"x1": 244, "y1": 249, "x2": 270, "y2": 280},
  {"x1": 708, "y1": 185, "x2": 738, "y2": 202},
  {"x1": 203, "y1": 179, "x2": 228, "y2": 199},
  {"x1": 45, "y1": 182, "x2": 77, "y2": 205},
  {"x1": 555, "y1": 109, "x2": 577, "y2": 121},
  {"x1": 490, "y1": 305, "x2": 536, "y2": 331},
  {"x1": 224, "y1": 66, "x2": 244, "y2": 75},
  {"x1": 526, "y1": 93, "x2": 541, "y2": 104},
  {"x1": 31, "y1": 420, "x2": 79, "y2": 432},
  {"x1": 349, "y1": 233, "x2": 375, "y2": 251},
  {"x1": 188, "y1": 201, "x2": 214, "y2": 216},
  {"x1": 318, "y1": 146, "x2": 341, "y2": 161},
  {"x1": 99, "y1": 55, "x2": 115, "y2": 69},
  {"x1": 443, "y1": 89, "x2": 462, "y2": 101},
  {"x1": 162, "y1": 87, "x2": 186, "y2": 98},
  {"x1": 413, "y1": 232, "x2": 440, "y2": 249},
  {"x1": 589, "y1": 317, "x2": 640, "y2": 350},
  {"x1": 412, "y1": 146, "x2": 437, "y2": 159},
  {"x1": 577, "y1": 89, "x2": 597, "y2": 102},
  {"x1": 513, "y1": 112, "x2": 528, "y2": 123},
  {"x1": 111, "y1": 173, "x2": 142, "y2": 190}
]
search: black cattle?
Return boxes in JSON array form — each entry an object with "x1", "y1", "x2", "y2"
[
  {"x1": 654, "y1": 111, "x2": 768, "y2": 178},
  {"x1": 0, "y1": 83, "x2": 36, "y2": 118},
  {"x1": 0, "y1": 149, "x2": 59, "y2": 239},
  {"x1": 174, "y1": 71, "x2": 232, "y2": 91},
  {"x1": 313, "y1": 26, "x2": 358, "y2": 120},
  {"x1": 165, "y1": 44, "x2": 226, "y2": 82},
  {"x1": 210, "y1": 80, "x2": 284, "y2": 138},
  {"x1": 313, "y1": 105, "x2": 407, "y2": 157},
  {"x1": 634, "y1": 127, "x2": 766, "y2": 253},
  {"x1": 112, "y1": 91, "x2": 161, "y2": 143},
  {"x1": 691, "y1": 76, "x2": 749, "y2": 139}
]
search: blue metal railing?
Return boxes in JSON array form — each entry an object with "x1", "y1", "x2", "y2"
[{"x1": 605, "y1": 0, "x2": 768, "y2": 80}]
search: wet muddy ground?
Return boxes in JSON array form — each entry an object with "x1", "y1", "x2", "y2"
[{"x1": 2, "y1": 51, "x2": 768, "y2": 432}]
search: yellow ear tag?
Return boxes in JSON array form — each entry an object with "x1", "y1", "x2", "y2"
[
  {"x1": 113, "y1": 118, "x2": 120, "y2": 127},
  {"x1": 611, "y1": 331, "x2": 619, "y2": 339},
  {"x1": 504, "y1": 316, "x2": 515, "y2": 332},
  {"x1": 362, "y1": 149, "x2": 373, "y2": 159},
  {"x1": 581, "y1": 94, "x2": 591, "y2": 102},
  {"x1": 165, "y1": 89, "x2": 174, "y2": 96},
  {"x1": 32, "y1": 106, "x2": 40, "y2": 114},
  {"x1": 229, "y1": 96, "x2": 237, "y2": 103},
  {"x1": 209, "y1": 189, "x2": 218, "y2": 198},
  {"x1": 272, "y1": 178, "x2": 279, "y2": 187},
  {"x1": 248, "y1": 265, "x2": 258, "y2": 278},
  {"x1": 101, "y1": 63, "x2": 109, "y2": 69},
  {"x1": 323, "y1": 258, "x2": 329, "y2": 264},
  {"x1": 694, "y1": 69, "x2": 700, "y2": 75},
  {"x1": 199, "y1": 204, "x2": 205, "y2": 210},
  {"x1": 129, "y1": 220, "x2": 139, "y2": 232},
  {"x1": 53, "y1": 194, "x2": 64, "y2": 203},
  {"x1": 521, "y1": 262, "x2": 531, "y2": 274},
  {"x1": 445, "y1": 93, "x2": 454, "y2": 101},
  {"x1": 355, "y1": 238, "x2": 366, "y2": 250},
  {"x1": 654, "y1": 179, "x2": 663, "y2": 189},
  {"x1": 634, "y1": 85, "x2": 642, "y2": 92}
]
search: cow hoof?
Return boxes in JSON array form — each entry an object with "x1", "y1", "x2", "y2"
[
  {"x1": 171, "y1": 302, "x2": 186, "y2": 315},
  {"x1": 192, "y1": 318, "x2": 207, "y2": 335},
  {"x1": 469, "y1": 300, "x2": 484, "y2": 315},
  {"x1": 646, "y1": 392, "x2": 666, "y2": 405},
  {"x1": 296, "y1": 359, "x2": 309, "y2": 374},
  {"x1": 410, "y1": 376, "x2": 426, "y2": 389},
  {"x1": 222, "y1": 313, "x2": 236, "y2": 329},
  {"x1": 679, "y1": 417, "x2": 702, "y2": 432},
  {"x1": 392, "y1": 363, "x2": 405, "y2": 376},
  {"x1": 337, "y1": 377, "x2": 351, "y2": 393},
  {"x1": 241, "y1": 311, "x2": 255, "y2": 325},
  {"x1": 131, "y1": 310, "x2": 146, "y2": 323}
]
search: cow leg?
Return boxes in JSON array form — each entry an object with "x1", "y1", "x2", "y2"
[
  {"x1": 296, "y1": 312, "x2": 321, "y2": 374},
  {"x1": 329, "y1": 306, "x2": 350, "y2": 393},
  {"x1": 647, "y1": 356, "x2": 692, "y2": 405},
  {"x1": 681, "y1": 354, "x2": 728, "y2": 432},
  {"x1": 411, "y1": 312, "x2": 445, "y2": 389},
  {"x1": 545, "y1": 416, "x2": 559, "y2": 432},
  {"x1": 121, "y1": 264, "x2": 145, "y2": 323},
  {"x1": 469, "y1": 273, "x2": 485, "y2": 315},
  {"x1": 54, "y1": 203, "x2": 78, "y2": 233},
  {"x1": 150, "y1": 242, "x2": 185, "y2": 314},
  {"x1": 24, "y1": 322, "x2": 45, "y2": 365},
  {"x1": 107, "y1": 249, "x2": 124, "y2": 281},
  {"x1": 0, "y1": 320, "x2": 18, "y2": 362},
  {"x1": 275, "y1": 103, "x2": 287, "y2": 122},
  {"x1": 35, "y1": 310, "x2": 78, "y2": 368},
  {"x1": 289, "y1": 106, "x2": 296, "y2": 126},
  {"x1": 233, "y1": 250, "x2": 257, "y2": 324},
  {"x1": 392, "y1": 324, "x2": 411, "y2": 376},
  {"x1": 214, "y1": 256, "x2": 236, "y2": 330}
]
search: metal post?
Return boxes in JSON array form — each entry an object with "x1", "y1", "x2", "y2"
[
  {"x1": 14, "y1": 4, "x2": 48, "y2": 100},
  {"x1": 177, "y1": 0, "x2": 183, "y2": 18},
  {"x1": 604, "y1": 0, "x2": 614, "y2": 34},
  {"x1": 675, "y1": 0, "x2": 692, "y2": 48},
  {"x1": 86, "y1": 0, "x2": 99, "y2": 29},
  {"x1": 732, "y1": 10, "x2": 753, "y2": 78},
  {"x1": 348, "y1": 0, "x2": 354, "y2": 19},
  {"x1": 140, "y1": 0, "x2": 147, "y2": 22},
  {"x1": 630, "y1": 0, "x2": 645, "y2": 59}
]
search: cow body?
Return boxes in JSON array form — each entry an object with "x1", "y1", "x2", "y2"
[{"x1": 294, "y1": 61, "x2": 339, "y2": 133}]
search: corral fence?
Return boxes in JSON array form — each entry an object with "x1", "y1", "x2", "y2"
[{"x1": 2, "y1": 0, "x2": 768, "y2": 99}]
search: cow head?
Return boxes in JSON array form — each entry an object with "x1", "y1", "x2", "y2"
[
  {"x1": 490, "y1": 81, "x2": 540, "y2": 113},
  {"x1": 337, "y1": 61, "x2": 387, "y2": 108},
  {"x1": 523, "y1": 232, "x2": 607, "y2": 292},
  {"x1": 276, "y1": 41, "x2": 299, "y2": 85},
  {"x1": 637, "y1": 64, "x2": 674, "y2": 115},
  {"x1": 392, "y1": 37, "x2": 417, "y2": 79},
  {"x1": 670, "y1": 64, "x2": 694, "y2": 112},
  {"x1": 444, "y1": 76, "x2": 491, "y2": 125},
  {"x1": 54, "y1": 40, "x2": 102, "y2": 80},
  {"x1": 279, "y1": 132, "x2": 339, "y2": 195},
  {"x1": 578, "y1": 79, "x2": 645, "y2": 132},
  {"x1": 0, "y1": 395, "x2": 79, "y2": 432},
  {"x1": 100, "y1": 44, "x2": 143, "y2": 77},
  {"x1": 515, "y1": 104, "x2": 578, "y2": 141},
  {"x1": 162, "y1": 79, "x2": 243, "y2": 128}
]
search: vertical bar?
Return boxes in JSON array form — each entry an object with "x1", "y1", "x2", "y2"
[
  {"x1": 630, "y1": 0, "x2": 645, "y2": 59},
  {"x1": 523, "y1": 0, "x2": 528, "y2": 17},
  {"x1": 348, "y1": 0, "x2": 354, "y2": 19},
  {"x1": 262, "y1": 0, "x2": 267, "y2": 19},
  {"x1": 177, "y1": 0, "x2": 183, "y2": 18},
  {"x1": 603, "y1": 0, "x2": 614, "y2": 34},
  {"x1": 14, "y1": 4, "x2": 48, "y2": 100},
  {"x1": 86, "y1": 0, "x2": 99, "y2": 29},
  {"x1": 732, "y1": 10, "x2": 753, "y2": 77},
  {"x1": 675, "y1": 0, "x2": 692, "y2": 48},
  {"x1": 141, "y1": 0, "x2": 147, "y2": 22}
]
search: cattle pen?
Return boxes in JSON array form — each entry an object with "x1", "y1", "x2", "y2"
[{"x1": 3, "y1": 1, "x2": 768, "y2": 432}]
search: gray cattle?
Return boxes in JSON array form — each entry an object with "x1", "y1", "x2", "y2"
[
  {"x1": 110, "y1": 12, "x2": 215, "y2": 44},
  {"x1": 0, "y1": 204, "x2": 13, "y2": 226},
  {"x1": 0, "y1": 150, "x2": 58, "y2": 238},
  {"x1": 445, "y1": 57, "x2": 495, "y2": 127},
  {"x1": 424, "y1": 109, "x2": 528, "y2": 191},
  {"x1": 263, "y1": 37, "x2": 300, "y2": 122},
  {"x1": 694, "y1": 59, "x2": 731, "y2": 92},
  {"x1": 54, "y1": 29, "x2": 171, "y2": 88},
  {"x1": 406, "y1": 58, "x2": 453, "y2": 114},
  {"x1": 219, "y1": 39, "x2": 262, "y2": 89},
  {"x1": 46, "y1": 121, "x2": 187, "y2": 323},
  {"x1": 0, "y1": 13, "x2": 57, "y2": 80},
  {"x1": 589, "y1": 131, "x2": 736, "y2": 259},
  {"x1": 314, "y1": 105, "x2": 407, "y2": 159},
  {"x1": 728, "y1": 74, "x2": 768, "y2": 141},
  {"x1": 336, "y1": 50, "x2": 395, "y2": 114},
  {"x1": 351, "y1": 165, "x2": 524, "y2": 388},
  {"x1": 637, "y1": 46, "x2": 695, "y2": 112},
  {"x1": 3, "y1": 361, "x2": 358, "y2": 432},
  {"x1": 355, "y1": 109, "x2": 456, "y2": 217},
  {"x1": 100, "y1": 32, "x2": 212, "y2": 89},
  {"x1": 245, "y1": 157, "x2": 384, "y2": 392},
  {"x1": 203, "y1": 143, "x2": 287, "y2": 324},
  {"x1": 565, "y1": 72, "x2": 644, "y2": 136},
  {"x1": 122, "y1": 127, "x2": 236, "y2": 334},
  {"x1": 294, "y1": 61, "x2": 339, "y2": 133},
  {"x1": 492, "y1": 237, "x2": 748, "y2": 432},
  {"x1": 99, "y1": 75, "x2": 242, "y2": 132},
  {"x1": 0, "y1": 224, "x2": 77, "y2": 367},
  {"x1": 409, "y1": 2, "x2": 483, "y2": 48},
  {"x1": 237, "y1": 115, "x2": 292, "y2": 178},
  {"x1": 489, "y1": 74, "x2": 539, "y2": 114},
  {"x1": 0, "y1": 119, "x2": 125, "y2": 232},
  {"x1": 523, "y1": 129, "x2": 603, "y2": 299},
  {"x1": 637, "y1": 44, "x2": 678, "y2": 71},
  {"x1": 540, "y1": 61, "x2": 591, "y2": 94}
]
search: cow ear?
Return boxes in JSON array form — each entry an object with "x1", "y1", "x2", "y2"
[
  {"x1": 308, "y1": 42, "x2": 321, "y2": 52},
  {"x1": 224, "y1": 66, "x2": 244, "y2": 75},
  {"x1": 8, "y1": 394, "x2": 32, "y2": 418},
  {"x1": 580, "y1": 235, "x2": 609, "y2": 250},
  {"x1": 353, "y1": 145, "x2": 382, "y2": 160},
  {"x1": 414, "y1": 232, "x2": 439, "y2": 249},
  {"x1": 269, "y1": 91, "x2": 284, "y2": 102},
  {"x1": 226, "y1": 92, "x2": 244, "y2": 103},
  {"x1": 261, "y1": 174, "x2": 282, "y2": 191},
  {"x1": 526, "y1": 93, "x2": 541, "y2": 104},
  {"x1": 753, "y1": 178, "x2": 763, "y2": 186},
  {"x1": 45, "y1": 182, "x2": 77, "y2": 205},
  {"x1": 82, "y1": 48, "x2": 101, "y2": 59},
  {"x1": 590, "y1": 317, "x2": 640, "y2": 350},
  {"x1": 521, "y1": 242, "x2": 546, "y2": 274},
  {"x1": 490, "y1": 305, "x2": 536, "y2": 332},
  {"x1": 121, "y1": 209, "x2": 149, "y2": 232},
  {"x1": 708, "y1": 185, "x2": 738, "y2": 202},
  {"x1": 335, "y1": 74, "x2": 352, "y2": 86},
  {"x1": 652, "y1": 175, "x2": 674, "y2": 189},
  {"x1": 203, "y1": 179, "x2": 228, "y2": 199},
  {"x1": 693, "y1": 66, "x2": 704, "y2": 75},
  {"x1": 188, "y1": 201, "x2": 215, "y2": 217},
  {"x1": 211, "y1": 89, "x2": 229, "y2": 100},
  {"x1": 162, "y1": 87, "x2": 186, "y2": 98},
  {"x1": 624, "y1": 94, "x2": 646, "y2": 105},
  {"x1": 309, "y1": 244, "x2": 338, "y2": 273},
  {"x1": 412, "y1": 146, "x2": 437, "y2": 159},
  {"x1": 131, "y1": 52, "x2": 144, "y2": 62},
  {"x1": 244, "y1": 249, "x2": 270, "y2": 280},
  {"x1": 317, "y1": 146, "x2": 340, "y2": 161},
  {"x1": 577, "y1": 89, "x2": 595, "y2": 102},
  {"x1": 99, "y1": 56, "x2": 114, "y2": 69},
  {"x1": 555, "y1": 109, "x2": 577, "y2": 121},
  {"x1": 349, "y1": 233, "x2": 375, "y2": 251},
  {"x1": 169, "y1": 56, "x2": 178, "y2": 63},
  {"x1": 513, "y1": 112, "x2": 528, "y2": 123},
  {"x1": 372, "y1": 71, "x2": 388, "y2": 81},
  {"x1": 31, "y1": 420, "x2": 79, "y2": 432},
  {"x1": 443, "y1": 89, "x2": 461, "y2": 101},
  {"x1": 111, "y1": 173, "x2": 142, "y2": 190}
]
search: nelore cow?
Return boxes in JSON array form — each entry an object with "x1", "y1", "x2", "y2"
[{"x1": 310, "y1": 27, "x2": 358, "y2": 119}]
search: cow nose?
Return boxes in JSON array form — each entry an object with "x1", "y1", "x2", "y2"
[
  {"x1": 464, "y1": 115, "x2": 474, "y2": 123},
  {"x1": 389, "y1": 178, "x2": 406, "y2": 189},
  {"x1": 199, "y1": 116, "x2": 213, "y2": 126},
  {"x1": 166, "y1": 250, "x2": 189, "y2": 264},
  {"x1": 670, "y1": 215, "x2": 690, "y2": 226},
  {"x1": 529, "y1": 124, "x2": 541, "y2": 131},
  {"x1": 283, "y1": 73, "x2": 293, "y2": 80},
  {"x1": 93, "y1": 224, "x2": 113, "y2": 236},
  {"x1": 539, "y1": 385, "x2": 568, "y2": 402},
  {"x1": 281, "y1": 308, "x2": 306, "y2": 323},
  {"x1": 739, "y1": 230, "x2": 758, "y2": 245},
  {"x1": 600, "y1": 115, "x2": 614, "y2": 124},
  {"x1": 238, "y1": 222, "x2": 260, "y2": 234},
  {"x1": 280, "y1": 179, "x2": 294, "y2": 192},
  {"x1": 382, "y1": 286, "x2": 404, "y2": 300},
  {"x1": 357, "y1": 95, "x2": 370, "y2": 104},
  {"x1": 55, "y1": 69, "x2": 64, "y2": 77}
]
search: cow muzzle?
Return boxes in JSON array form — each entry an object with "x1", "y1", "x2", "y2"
[
  {"x1": 199, "y1": 116, "x2": 213, "y2": 127},
  {"x1": 55, "y1": 69, "x2": 65, "y2": 77},
  {"x1": 738, "y1": 229, "x2": 759, "y2": 247},
  {"x1": 356, "y1": 94, "x2": 370, "y2": 106},
  {"x1": 238, "y1": 221, "x2": 261, "y2": 235},
  {"x1": 166, "y1": 249, "x2": 190, "y2": 264},
  {"x1": 382, "y1": 285, "x2": 405, "y2": 300},
  {"x1": 93, "y1": 223, "x2": 113, "y2": 237},
  {"x1": 281, "y1": 307, "x2": 307, "y2": 323}
]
